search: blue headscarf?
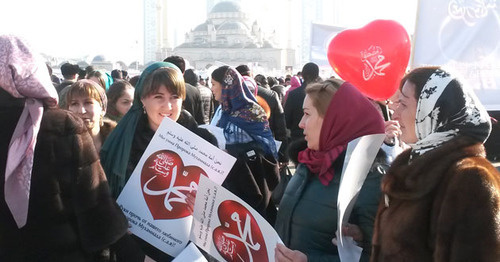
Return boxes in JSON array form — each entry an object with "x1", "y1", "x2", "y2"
[
  {"x1": 217, "y1": 67, "x2": 278, "y2": 158},
  {"x1": 100, "y1": 62, "x2": 181, "y2": 198}
]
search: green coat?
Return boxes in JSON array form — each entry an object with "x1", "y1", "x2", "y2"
[{"x1": 275, "y1": 152, "x2": 385, "y2": 262}]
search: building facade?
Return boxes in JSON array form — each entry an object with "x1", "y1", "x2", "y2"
[{"x1": 171, "y1": 1, "x2": 295, "y2": 72}]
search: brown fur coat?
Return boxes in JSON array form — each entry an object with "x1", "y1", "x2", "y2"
[{"x1": 371, "y1": 136, "x2": 500, "y2": 261}]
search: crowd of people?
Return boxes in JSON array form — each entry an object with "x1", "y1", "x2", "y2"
[{"x1": 1, "y1": 34, "x2": 499, "y2": 262}]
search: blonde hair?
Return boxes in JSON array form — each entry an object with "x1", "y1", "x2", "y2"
[
  {"x1": 64, "y1": 79, "x2": 106, "y2": 110},
  {"x1": 305, "y1": 79, "x2": 343, "y2": 117}
]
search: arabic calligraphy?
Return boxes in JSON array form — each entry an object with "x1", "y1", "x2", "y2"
[
  {"x1": 216, "y1": 235, "x2": 238, "y2": 260},
  {"x1": 222, "y1": 212, "x2": 261, "y2": 262},
  {"x1": 448, "y1": 0, "x2": 496, "y2": 26},
  {"x1": 143, "y1": 164, "x2": 198, "y2": 211},
  {"x1": 360, "y1": 45, "x2": 391, "y2": 81}
]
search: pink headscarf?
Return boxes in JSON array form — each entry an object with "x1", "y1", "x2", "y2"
[
  {"x1": 0, "y1": 35, "x2": 58, "y2": 228},
  {"x1": 283, "y1": 76, "x2": 302, "y2": 105}
]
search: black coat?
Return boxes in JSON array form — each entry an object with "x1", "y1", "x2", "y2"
[
  {"x1": 257, "y1": 86, "x2": 289, "y2": 163},
  {"x1": 284, "y1": 85, "x2": 306, "y2": 142},
  {"x1": 183, "y1": 83, "x2": 205, "y2": 125},
  {"x1": 0, "y1": 106, "x2": 129, "y2": 262},
  {"x1": 223, "y1": 142, "x2": 280, "y2": 225}
]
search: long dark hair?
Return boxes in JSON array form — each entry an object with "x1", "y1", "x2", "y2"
[{"x1": 211, "y1": 65, "x2": 230, "y2": 83}]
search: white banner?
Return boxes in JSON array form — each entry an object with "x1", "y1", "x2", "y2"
[
  {"x1": 117, "y1": 117, "x2": 236, "y2": 257},
  {"x1": 412, "y1": 0, "x2": 500, "y2": 110},
  {"x1": 336, "y1": 134, "x2": 385, "y2": 262},
  {"x1": 310, "y1": 23, "x2": 345, "y2": 67}
]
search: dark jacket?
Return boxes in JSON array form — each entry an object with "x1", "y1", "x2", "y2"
[
  {"x1": 275, "y1": 151, "x2": 386, "y2": 262},
  {"x1": 0, "y1": 107, "x2": 129, "y2": 262},
  {"x1": 56, "y1": 79, "x2": 75, "y2": 94},
  {"x1": 257, "y1": 86, "x2": 289, "y2": 163},
  {"x1": 183, "y1": 83, "x2": 205, "y2": 125},
  {"x1": 371, "y1": 136, "x2": 500, "y2": 262},
  {"x1": 197, "y1": 84, "x2": 214, "y2": 124},
  {"x1": 284, "y1": 84, "x2": 306, "y2": 142},
  {"x1": 223, "y1": 141, "x2": 280, "y2": 225}
]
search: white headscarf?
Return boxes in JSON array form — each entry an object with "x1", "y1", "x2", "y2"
[{"x1": 411, "y1": 68, "x2": 491, "y2": 157}]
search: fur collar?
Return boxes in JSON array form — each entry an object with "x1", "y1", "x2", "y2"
[
  {"x1": 100, "y1": 119, "x2": 117, "y2": 142},
  {"x1": 382, "y1": 136, "x2": 486, "y2": 199}
]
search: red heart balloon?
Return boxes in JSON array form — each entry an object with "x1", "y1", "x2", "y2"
[
  {"x1": 327, "y1": 20, "x2": 411, "y2": 101},
  {"x1": 213, "y1": 200, "x2": 268, "y2": 262},
  {"x1": 141, "y1": 150, "x2": 207, "y2": 220}
]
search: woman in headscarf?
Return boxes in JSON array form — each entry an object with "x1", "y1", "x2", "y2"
[
  {"x1": 274, "y1": 79, "x2": 387, "y2": 262},
  {"x1": 62, "y1": 79, "x2": 116, "y2": 152},
  {"x1": 0, "y1": 35, "x2": 140, "y2": 261},
  {"x1": 100, "y1": 62, "x2": 216, "y2": 262},
  {"x1": 105, "y1": 80, "x2": 135, "y2": 122},
  {"x1": 210, "y1": 65, "x2": 280, "y2": 223},
  {"x1": 371, "y1": 67, "x2": 500, "y2": 261},
  {"x1": 283, "y1": 75, "x2": 301, "y2": 105}
]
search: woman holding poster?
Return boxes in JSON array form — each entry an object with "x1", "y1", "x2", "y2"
[
  {"x1": 371, "y1": 67, "x2": 500, "y2": 261},
  {"x1": 100, "y1": 62, "x2": 216, "y2": 261},
  {"x1": 210, "y1": 66, "x2": 280, "y2": 224},
  {"x1": 274, "y1": 79, "x2": 386, "y2": 261}
]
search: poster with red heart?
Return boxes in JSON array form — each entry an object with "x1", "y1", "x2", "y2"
[
  {"x1": 190, "y1": 176, "x2": 283, "y2": 262},
  {"x1": 117, "y1": 117, "x2": 236, "y2": 257}
]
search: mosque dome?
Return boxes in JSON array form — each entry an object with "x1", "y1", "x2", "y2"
[
  {"x1": 218, "y1": 21, "x2": 249, "y2": 31},
  {"x1": 92, "y1": 55, "x2": 107, "y2": 63},
  {"x1": 210, "y1": 1, "x2": 242, "y2": 13},
  {"x1": 194, "y1": 22, "x2": 208, "y2": 32}
]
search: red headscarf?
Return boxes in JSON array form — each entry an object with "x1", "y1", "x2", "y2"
[{"x1": 298, "y1": 82, "x2": 384, "y2": 186}]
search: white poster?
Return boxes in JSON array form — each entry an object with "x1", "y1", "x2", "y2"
[
  {"x1": 117, "y1": 117, "x2": 236, "y2": 257},
  {"x1": 172, "y1": 242, "x2": 208, "y2": 262},
  {"x1": 336, "y1": 134, "x2": 385, "y2": 262},
  {"x1": 412, "y1": 0, "x2": 500, "y2": 110},
  {"x1": 190, "y1": 176, "x2": 283, "y2": 262}
]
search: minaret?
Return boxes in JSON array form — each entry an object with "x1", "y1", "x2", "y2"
[{"x1": 157, "y1": 0, "x2": 170, "y2": 60}]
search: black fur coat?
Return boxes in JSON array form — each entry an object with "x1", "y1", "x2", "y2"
[{"x1": 0, "y1": 108, "x2": 129, "y2": 262}]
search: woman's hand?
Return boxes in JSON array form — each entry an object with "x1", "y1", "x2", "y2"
[
  {"x1": 186, "y1": 190, "x2": 197, "y2": 215},
  {"x1": 275, "y1": 243, "x2": 307, "y2": 262},
  {"x1": 384, "y1": 120, "x2": 401, "y2": 145},
  {"x1": 342, "y1": 223, "x2": 363, "y2": 242},
  {"x1": 332, "y1": 223, "x2": 364, "y2": 247}
]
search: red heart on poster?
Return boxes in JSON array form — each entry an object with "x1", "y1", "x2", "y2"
[
  {"x1": 327, "y1": 20, "x2": 411, "y2": 101},
  {"x1": 141, "y1": 150, "x2": 208, "y2": 220},
  {"x1": 213, "y1": 200, "x2": 268, "y2": 262}
]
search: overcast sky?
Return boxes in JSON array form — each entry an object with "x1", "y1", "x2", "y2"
[{"x1": 0, "y1": 0, "x2": 418, "y2": 64}]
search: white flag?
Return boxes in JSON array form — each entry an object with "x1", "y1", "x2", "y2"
[{"x1": 412, "y1": 0, "x2": 500, "y2": 110}]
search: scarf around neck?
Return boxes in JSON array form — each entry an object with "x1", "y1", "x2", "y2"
[
  {"x1": 411, "y1": 68, "x2": 491, "y2": 157},
  {"x1": 298, "y1": 82, "x2": 385, "y2": 186},
  {"x1": 0, "y1": 35, "x2": 58, "y2": 228},
  {"x1": 100, "y1": 62, "x2": 181, "y2": 198}
]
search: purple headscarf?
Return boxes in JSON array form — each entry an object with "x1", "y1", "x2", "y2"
[{"x1": 0, "y1": 35, "x2": 58, "y2": 228}]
